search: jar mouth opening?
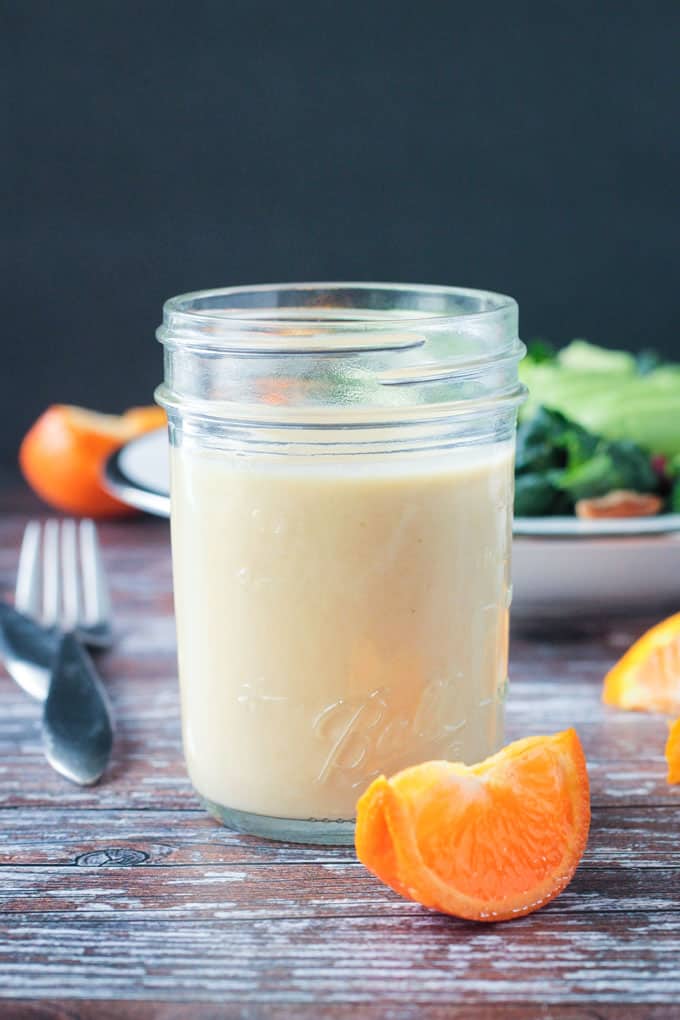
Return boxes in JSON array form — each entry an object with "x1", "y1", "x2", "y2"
[
  {"x1": 159, "y1": 282, "x2": 518, "y2": 353},
  {"x1": 157, "y1": 282, "x2": 525, "y2": 428}
]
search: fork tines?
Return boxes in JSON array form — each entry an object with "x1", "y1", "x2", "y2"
[{"x1": 16, "y1": 519, "x2": 111, "y2": 637}]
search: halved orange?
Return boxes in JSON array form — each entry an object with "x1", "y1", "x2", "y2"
[
  {"x1": 665, "y1": 718, "x2": 680, "y2": 785},
  {"x1": 19, "y1": 404, "x2": 166, "y2": 518},
  {"x1": 355, "y1": 729, "x2": 590, "y2": 922},
  {"x1": 602, "y1": 613, "x2": 680, "y2": 715}
]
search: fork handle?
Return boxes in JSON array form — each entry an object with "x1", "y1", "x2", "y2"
[{"x1": 42, "y1": 632, "x2": 114, "y2": 785}]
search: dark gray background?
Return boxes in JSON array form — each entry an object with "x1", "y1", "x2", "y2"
[{"x1": 3, "y1": 1, "x2": 679, "y2": 468}]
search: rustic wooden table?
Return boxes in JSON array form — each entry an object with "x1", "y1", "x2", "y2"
[{"x1": 1, "y1": 482, "x2": 679, "y2": 1019}]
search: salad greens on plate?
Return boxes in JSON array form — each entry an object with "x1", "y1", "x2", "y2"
[{"x1": 516, "y1": 340, "x2": 680, "y2": 517}]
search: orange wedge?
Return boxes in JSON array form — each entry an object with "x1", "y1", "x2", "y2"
[
  {"x1": 355, "y1": 729, "x2": 590, "y2": 922},
  {"x1": 665, "y1": 718, "x2": 680, "y2": 785},
  {"x1": 602, "y1": 613, "x2": 680, "y2": 714},
  {"x1": 20, "y1": 404, "x2": 166, "y2": 518}
]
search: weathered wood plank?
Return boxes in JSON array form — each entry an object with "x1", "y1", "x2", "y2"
[
  {"x1": 1, "y1": 915, "x2": 679, "y2": 1004},
  {"x1": 1, "y1": 743, "x2": 674, "y2": 810},
  {"x1": 1, "y1": 806, "x2": 679, "y2": 869},
  {"x1": 0, "y1": 862, "x2": 679, "y2": 921},
  {"x1": 7, "y1": 1002, "x2": 679, "y2": 1020},
  {"x1": 0, "y1": 758, "x2": 674, "y2": 810}
]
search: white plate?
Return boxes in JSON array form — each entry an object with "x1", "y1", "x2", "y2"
[
  {"x1": 104, "y1": 428, "x2": 171, "y2": 518},
  {"x1": 514, "y1": 513, "x2": 680, "y2": 538},
  {"x1": 104, "y1": 429, "x2": 680, "y2": 616}
]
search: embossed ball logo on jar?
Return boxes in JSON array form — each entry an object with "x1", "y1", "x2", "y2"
[{"x1": 313, "y1": 679, "x2": 468, "y2": 790}]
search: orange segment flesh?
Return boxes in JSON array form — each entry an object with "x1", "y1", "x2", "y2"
[
  {"x1": 603, "y1": 613, "x2": 680, "y2": 714},
  {"x1": 355, "y1": 729, "x2": 590, "y2": 922},
  {"x1": 665, "y1": 719, "x2": 680, "y2": 785}
]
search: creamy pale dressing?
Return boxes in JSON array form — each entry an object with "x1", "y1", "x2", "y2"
[{"x1": 170, "y1": 442, "x2": 514, "y2": 820}]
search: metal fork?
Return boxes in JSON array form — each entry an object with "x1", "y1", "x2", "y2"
[
  {"x1": 16, "y1": 518, "x2": 114, "y2": 658},
  {"x1": 7, "y1": 518, "x2": 115, "y2": 784}
]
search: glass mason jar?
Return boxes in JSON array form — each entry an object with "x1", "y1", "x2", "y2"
[{"x1": 156, "y1": 283, "x2": 525, "y2": 844}]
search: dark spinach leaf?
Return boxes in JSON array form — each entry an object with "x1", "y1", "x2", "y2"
[{"x1": 514, "y1": 474, "x2": 561, "y2": 516}]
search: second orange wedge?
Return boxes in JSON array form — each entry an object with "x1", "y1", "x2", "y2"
[
  {"x1": 20, "y1": 404, "x2": 166, "y2": 518},
  {"x1": 355, "y1": 729, "x2": 590, "y2": 922},
  {"x1": 665, "y1": 719, "x2": 680, "y2": 785},
  {"x1": 603, "y1": 613, "x2": 680, "y2": 715}
]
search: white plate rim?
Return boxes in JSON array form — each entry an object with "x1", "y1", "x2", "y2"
[{"x1": 104, "y1": 429, "x2": 680, "y2": 536}]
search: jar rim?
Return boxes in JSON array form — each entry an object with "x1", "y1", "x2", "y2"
[
  {"x1": 157, "y1": 282, "x2": 525, "y2": 430},
  {"x1": 158, "y1": 281, "x2": 518, "y2": 352}
]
